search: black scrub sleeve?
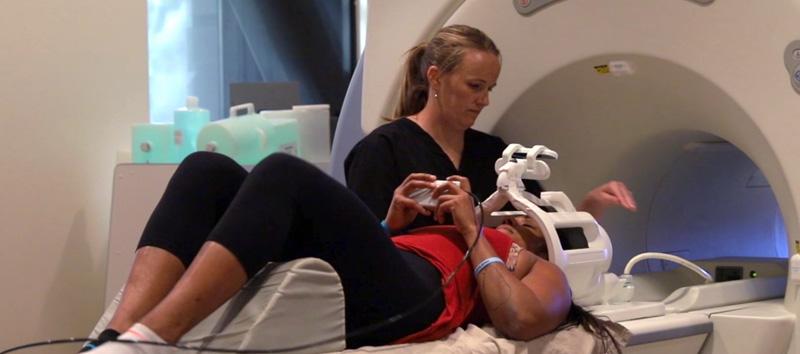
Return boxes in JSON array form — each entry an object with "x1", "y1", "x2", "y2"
[{"x1": 344, "y1": 134, "x2": 400, "y2": 220}]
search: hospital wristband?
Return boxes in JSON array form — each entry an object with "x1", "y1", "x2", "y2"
[{"x1": 474, "y1": 256, "x2": 504, "y2": 278}]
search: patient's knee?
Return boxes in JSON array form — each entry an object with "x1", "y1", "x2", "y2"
[
  {"x1": 177, "y1": 152, "x2": 245, "y2": 181},
  {"x1": 251, "y1": 153, "x2": 317, "y2": 179}
]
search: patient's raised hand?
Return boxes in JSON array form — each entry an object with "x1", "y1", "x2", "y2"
[{"x1": 435, "y1": 182, "x2": 478, "y2": 240}]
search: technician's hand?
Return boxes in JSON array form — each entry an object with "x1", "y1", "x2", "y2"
[
  {"x1": 435, "y1": 182, "x2": 478, "y2": 240},
  {"x1": 385, "y1": 173, "x2": 436, "y2": 232},
  {"x1": 445, "y1": 175, "x2": 472, "y2": 193},
  {"x1": 577, "y1": 180, "x2": 637, "y2": 220}
]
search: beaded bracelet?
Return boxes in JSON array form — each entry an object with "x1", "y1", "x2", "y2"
[{"x1": 473, "y1": 256, "x2": 504, "y2": 278}]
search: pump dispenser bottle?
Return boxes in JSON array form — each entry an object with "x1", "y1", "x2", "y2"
[
  {"x1": 174, "y1": 96, "x2": 211, "y2": 161},
  {"x1": 786, "y1": 240, "x2": 800, "y2": 312}
]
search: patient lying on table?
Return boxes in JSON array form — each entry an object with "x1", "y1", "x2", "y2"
[{"x1": 82, "y1": 152, "x2": 621, "y2": 353}]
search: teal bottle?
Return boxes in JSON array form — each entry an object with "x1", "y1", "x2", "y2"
[{"x1": 174, "y1": 96, "x2": 211, "y2": 161}]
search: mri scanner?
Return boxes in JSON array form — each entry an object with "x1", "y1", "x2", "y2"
[{"x1": 329, "y1": 0, "x2": 800, "y2": 353}]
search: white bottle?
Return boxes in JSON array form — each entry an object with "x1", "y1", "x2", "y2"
[{"x1": 785, "y1": 240, "x2": 800, "y2": 312}]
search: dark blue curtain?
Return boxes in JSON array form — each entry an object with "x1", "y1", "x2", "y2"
[{"x1": 221, "y1": 0, "x2": 356, "y2": 117}]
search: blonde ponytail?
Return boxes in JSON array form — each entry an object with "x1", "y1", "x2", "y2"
[{"x1": 390, "y1": 25, "x2": 500, "y2": 120}]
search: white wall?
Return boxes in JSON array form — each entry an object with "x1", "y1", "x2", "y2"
[{"x1": 0, "y1": 1, "x2": 148, "y2": 351}]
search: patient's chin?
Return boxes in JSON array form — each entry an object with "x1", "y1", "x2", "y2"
[{"x1": 497, "y1": 225, "x2": 528, "y2": 249}]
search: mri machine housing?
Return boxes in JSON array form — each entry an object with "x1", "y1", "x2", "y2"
[{"x1": 331, "y1": 0, "x2": 800, "y2": 353}]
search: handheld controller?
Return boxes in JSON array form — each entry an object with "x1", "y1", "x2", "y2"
[{"x1": 409, "y1": 180, "x2": 461, "y2": 209}]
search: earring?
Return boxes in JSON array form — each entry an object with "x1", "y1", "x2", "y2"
[{"x1": 434, "y1": 91, "x2": 439, "y2": 99}]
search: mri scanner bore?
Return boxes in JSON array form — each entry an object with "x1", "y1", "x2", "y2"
[{"x1": 494, "y1": 55, "x2": 790, "y2": 272}]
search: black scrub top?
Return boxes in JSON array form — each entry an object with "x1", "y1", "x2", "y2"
[{"x1": 345, "y1": 118, "x2": 542, "y2": 230}]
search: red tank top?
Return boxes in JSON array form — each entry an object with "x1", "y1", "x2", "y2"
[{"x1": 390, "y1": 225, "x2": 515, "y2": 343}]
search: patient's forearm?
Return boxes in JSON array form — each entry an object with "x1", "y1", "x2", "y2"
[
  {"x1": 469, "y1": 238, "x2": 564, "y2": 340},
  {"x1": 477, "y1": 266, "x2": 554, "y2": 340}
]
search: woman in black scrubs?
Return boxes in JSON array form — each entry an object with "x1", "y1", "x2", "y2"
[{"x1": 345, "y1": 25, "x2": 637, "y2": 230}]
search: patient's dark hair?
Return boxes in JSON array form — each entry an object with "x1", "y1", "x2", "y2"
[
  {"x1": 393, "y1": 24, "x2": 500, "y2": 119},
  {"x1": 560, "y1": 303, "x2": 623, "y2": 353}
]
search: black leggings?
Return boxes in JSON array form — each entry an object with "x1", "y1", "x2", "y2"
[{"x1": 137, "y1": 152, "x2": 444, "y2": 348}]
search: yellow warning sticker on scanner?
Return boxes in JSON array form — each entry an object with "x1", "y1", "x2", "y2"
[{"x1": 594, "y1": 65, "x2": 610, "y2": 74}]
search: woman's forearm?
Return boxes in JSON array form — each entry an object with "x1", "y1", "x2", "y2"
[
  {"x1": 476, "y1": 264, "x2": 553, "y2": 339},
  {"x1": 469, "y1": 237, "x2": 560, "y2": 340}
]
